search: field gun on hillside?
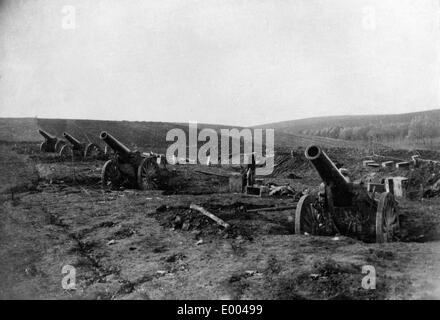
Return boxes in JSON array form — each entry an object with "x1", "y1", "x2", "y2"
[
  {"x1": 60, "y1": 132, "x2": 103, "y2": 159},
  {"x1": 100, "y1": 131, "x2": 159, "y2": 190},
  {"x1": 295, "y1": 145, "x2": 399, "y2": 243},
  {"x1": 38, "y1": 129, "x2": 66, "y2": 153}
]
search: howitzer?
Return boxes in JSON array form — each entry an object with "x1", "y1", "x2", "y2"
[
  {"x1": 100, "y1": 131, "x2": 159, "y2": 190},
  {"x1": 60, "y1": 132, "x2": 103, "y2": 159},
  {"x1": 295, "y1": 145, "x2": 399, "y2": 243},
  {"x1": 38, "y1": 129, "x2": 66, "y2": 153}
]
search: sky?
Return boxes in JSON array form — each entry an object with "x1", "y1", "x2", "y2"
[{"x1": 0, "y1": 0, "x2": 439, "y2": 126}]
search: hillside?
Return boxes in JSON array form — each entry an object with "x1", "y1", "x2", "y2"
[
  {"x1": 257, "y1": 109, "x2": 440, "y2": 135},
  {"x1": 0, "y1": 117, "x2": 363, "y2": 154},
  {"x1": 0, "y1": 118, "x2": 243, "y2": 154}
]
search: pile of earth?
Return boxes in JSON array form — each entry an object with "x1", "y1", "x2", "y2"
[
  {"x1": 360, "y1": 162, "x2": 440, "y2": 200},
  {"x1": 270, "y1": 147, "x2": 366, "y2": 181},
  {"x1": 154, "y1": 202, "x2": 293, "y2": 241},
  {"x1": 405, "y1": 165, "x2": 440, "y2": 198},
  {"x1": 34, "y1": 162, "x2": 103, "y2": 187},
  {"x1": 159, "y1": 166, "x2": 231, "y2": 195}
]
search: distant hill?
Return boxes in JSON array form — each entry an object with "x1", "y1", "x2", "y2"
[
  {"x1": 0, "y1": 118, "x2": 240, "y2": 154},
  {"x1": 257, "y1": 109, "x2": 440, "y2": 135},
  {"x1": 0, "y1": 117, "x2": 364, "y2": 154}
]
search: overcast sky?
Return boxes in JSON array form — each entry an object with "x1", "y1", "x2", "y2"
[{"x1": 0, "y1": 0, "x2": 439, "y2": 126}]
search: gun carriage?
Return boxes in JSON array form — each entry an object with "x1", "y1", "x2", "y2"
[
  {"x1": 295, "y1": 145, "x2": 399, "y2": 243},
  {"x1": 38, "y1": 129, "x2": 66, "y2": 153},
  {"x1": 60, "y1": 132, "x2": 103, "y2": 159},
  {"x1": 100, "y1": 131, "x2": 159, "y2": 190}
]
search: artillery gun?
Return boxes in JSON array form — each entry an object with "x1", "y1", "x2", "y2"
[
  {"x1": 60, "y1": 132, "x2": 103, "y2": 159},
  {"x1": 38, "y1": 129, "x2": 66, "y2": 153},
  {"x1": 295, "y1": 145, "x2": 399, "y2": 243},
  {"x1": 100, "y1": 131, "x2": 159, "y2": 190}
]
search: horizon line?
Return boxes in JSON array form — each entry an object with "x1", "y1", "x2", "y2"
[{"x1": 1, "y1": 106, "x2": 439, "y2": 128}]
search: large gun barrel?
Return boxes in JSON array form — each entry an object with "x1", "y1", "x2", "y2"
[
  {"x1": 100, "y1": 131, "x2": 131, "y2": 155},
  {"x1": 38, "y1": 129, "x2": 56, "y2": 141},
  {"x1": 305, "y1": 145, "x2": 352, "y2": 206},
  {"x1": 63, "y1": 132, "x2": 82, "y2": 147}
]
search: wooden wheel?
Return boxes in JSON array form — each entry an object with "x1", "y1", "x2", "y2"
[
  {"x1": 102, "y1": 159, "x2": 122, "y2": 189},
  {"x1": 59, "y1": 144, "x2": 73, "y2": 159},
  {"x1": 54, "y1": 140, "x2": 66, "y2": 153},
  {"x1": 137, "y1": 157, "x2": 159, "y2": 190},
  {"x1": 40, "y1": 141, "x2": 48, "y2": 152},
  {"x1": 84, "y1": 143, "x2": 102, "y2": 159},
  {"x1": 375, "y1": 192, "x2": 399, "y2": 243},
  {"x1": 295, "y1": 194, "x2": 318, "y2": 235}
]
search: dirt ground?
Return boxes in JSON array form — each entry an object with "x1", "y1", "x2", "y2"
[{"x1": 1, "y1": 142, "x2": 440, "y2": 300}]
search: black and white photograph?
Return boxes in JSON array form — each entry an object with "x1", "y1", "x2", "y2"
[{"x1": 1, "y1": 0, "x2": 440, "y2": 303}]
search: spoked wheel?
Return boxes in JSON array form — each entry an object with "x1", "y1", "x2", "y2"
[
  {"x1": 375, "y1": 192, "x2": 399, "y2": 243},
  {"x1": 40, "y1": 141, "x2": 48, "y2": 152},
  {"x1": 54, "y1": 140, "x2": 66, "y2": 153},
  {"x1": 59, "y1": 145, "x2": 73, "y2": 159},
  {"x1": 102, "y1": 159, "x2": 122, "y2": 189},
  {"x1": 137, "y1": 157, "x2": 159, "y2": 190},
  {"x1": 295, "y1": 194, "x2": 318, "y2": 235},
  {"x1": 84, "y1": 143, "x2": 102, "y2": 159}
]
